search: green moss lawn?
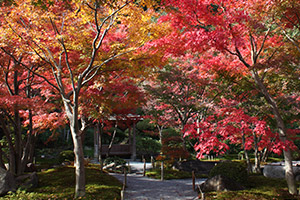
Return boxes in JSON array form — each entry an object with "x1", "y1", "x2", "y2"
[
  {"x1": 204, "y1": 175, "x2": 300, "y2": 200},
  {"x1": 1, "y1": 164, "x2": 122, "y2": 200}
]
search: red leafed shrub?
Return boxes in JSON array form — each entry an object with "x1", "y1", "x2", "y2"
[{"x1": 161, "y1": 136, "x2": 189, "y2": 164}]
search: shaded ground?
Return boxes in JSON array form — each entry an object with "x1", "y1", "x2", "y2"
[{"x1": 111, "y1": 172, "x2": 205, "y2": 200}]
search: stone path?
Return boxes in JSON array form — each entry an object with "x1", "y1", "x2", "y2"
[{"x1": 110, "y1": 173, "x2": 206, "y2": 200}]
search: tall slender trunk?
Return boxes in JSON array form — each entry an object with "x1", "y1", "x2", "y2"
[
  {"x1": 106, "y1": 122, "x2": 117, "y2": 157},
  {"x1": 131, "y1": 122, "x2": 137, "y2": 160},
  {"x1": 0, "y1": 119, "x2": 15, "y2": 173},
  {"x1": 261, "y1": 148, "x2": 269, "y2": 163},
  {"x1": 94, "y1": 125, "x2": 99, "y2": 160},
  {"x1": 157, "y1": 125, "x2": 164, "y2": 144},
  {"x1": 98, "y1": 122, "x2": 103, "y2": 171},
  {"x1": 0, "y1": 143, "x2": 6, "y2": 169},
  {"x1": 14, "y1": 108, "x2": 23, "y2": 176},
  {"x1": 20, "y1": 109, "x2": 36, "y2": 173},
  {"x1": 70, "y1": 119, "x2": 86, "y2": 198},
  {"x1": 242, "y1": 132, "x2": 252, "y2": 173},
  {"x1": 252, "y1": 71, "x2": 297, "y2": 194},
  {"x1": 253, "y1": 133, "x2": 261, "y2": 173},
  {"x1": 64, "y1": 96, "x2": 86, "y2": 197}
]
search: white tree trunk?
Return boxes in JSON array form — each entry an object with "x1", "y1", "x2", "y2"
[
  {"x1": 64, "y1": 96, "x2": 86, "y2": 197},
  {"x1": 70, "y1": 120, "x2": 86, "y2": 197}
]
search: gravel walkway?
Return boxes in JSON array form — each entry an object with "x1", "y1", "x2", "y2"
[{"x1": 110, "y1": 173, "x2": 206, "y2": 200}]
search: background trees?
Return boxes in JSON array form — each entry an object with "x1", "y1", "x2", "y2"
[
  {"x1": 159, "y1": 0, "x2": 300, "y2": 194},
  {"x1": 0, "y1": 49, "x2": 64, "y2": 176}
]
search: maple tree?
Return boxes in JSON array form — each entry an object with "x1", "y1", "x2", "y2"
[
  {"x1": 0, "y1": 48, "x2": 64, "y2": 176},
  {"x1": 0, "y1": 0, "x2": 165, "y2": 197},
  {"x1": 144, "y1": 62, "x2": 219, "y2": 147},
  {"x1": 272, "y1": 0, "x2": 300, "y2": 54},
  {"x1": 82, "y1": 74, "x2": 146, "y2": 160},
  {"x1": 185, "y1": 98, "x2": 298, "y2": 173},
  {"x1": 83, "y1": 74, "x2": 146, "y2": 121},
  {"x1": 160, "y1": 0, "x2": 300, "y2": 194}
]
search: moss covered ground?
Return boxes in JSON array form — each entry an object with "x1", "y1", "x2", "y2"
[
  {"x1": 1, "y1": 164, "x2": 122, "y2": 200},
  {"x1": 204, "y1": 174, "x2": 300, "y2": 200}
]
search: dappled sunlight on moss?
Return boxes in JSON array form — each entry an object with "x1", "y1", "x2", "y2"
[{"x1": 1, "y1": 164, "x2": 122, "y2": 200}]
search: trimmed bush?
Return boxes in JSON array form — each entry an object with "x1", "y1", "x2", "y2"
[
  {"x1": 58, "y1": 150, "x2": 74, "y2": 163},
  {"x1": 209, "y1": 161, "x2": 248, "y2": 183},
  {"x1": 104, "y1": 156, "x2": 126, "y2": 166}
]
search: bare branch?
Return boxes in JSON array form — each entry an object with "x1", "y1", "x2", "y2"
[
  {"x1": 60, "y1": 13, "x2": 65, "y2": 34},
  {"x1": 3, "y1": 58, "x2": 14, "y2": 95},
  {"x1": 280, "y1": 26, "x2": 300, "y2": 53},
  {"x1": 6, "y1": 21, "x2": 49, "y2": 63},
  {"x1": 235, "y1": 47, "x2": 251, "y2": 68},
  {"x1": 256, "y1": 27, "x2": 271, "y2": 60},
  {"x1": 49, "y1": 17, "x2": 60, "y2": 35},
  {"x1": 80, "y1": 1, "x2": 129, "y2": 84},
  {"x1": 224, "y1": 48, "x2": 239, "y2": 56},
  {"x1": 58, "y1": 38, "x2": 76, "y2": 93},
  {"x1": 249, "y1": 33, "x2": 257, "y2": 64},
  {"x1": 81, "y1": 46, "x2": 141, "y2": 86},
  {"x1": 1, "y1": 47, "x2": 61, "y2": 92}
]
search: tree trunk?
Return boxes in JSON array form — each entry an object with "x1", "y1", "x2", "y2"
[
  {"x1": 70, "y1": 123, "x2": 86, "y2": 198},
  {"x1": 252, "y1": 71, "x2": 297, "y2": 194},
  {"x1": 253, "y1": 133, "x2": 261, "y2": 174},
  {"x1": 261, "y1": 148, "x2": 269, "y2": 162},
  {"x1": 28, "y1": 132, "x2": 37, "y2": 163},
  {"x1": 106, "y1": 122, "x2": 118, "y2": 157},
  {"x1": 64, "y1": 97, "x2": 86, "y2": 198},
  {"x1": 94, "y1": 126, "x2": 99, "y2": 160},
  {"x1": 14, "y1": 107, "x2": 23, "y2": 176},
  {"x1": 0, "y1": 143, "x2": 6, "y2": 169},
  {"x1": 20, "y1": 109, "x2": 37, "y2": 173},
  {"x1": 98, "y1": 123, "x2": 103, "y2": 171},
  {"x1": 242, "y1": 132, "x2": 252, "y2": 173},
  {"x1": 0, "y1": 115, "x2": 18, "y2": 175},
  {"x1": 131, "y1": 122, "x2": 137, "y2": 160},
  {"x1": 157, "y1": 125, "x2": 164, "y2": 144}
]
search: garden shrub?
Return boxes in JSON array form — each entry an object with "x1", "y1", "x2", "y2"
[
  {"x1": 104, "y1": 156, "x2": 126, "y2": 166},
  {"x1": 209, "y1": 161, "x2": 248, "y2": 183},
  {"x1": 136, "y1": 136, "x2": 161, "y2": 157},
  {"x1": 161, "y1": 128, "x2": 190, "y2": 164},
  {"x1": 58, "y1": 150, "x2": 74, "y2": 163}
]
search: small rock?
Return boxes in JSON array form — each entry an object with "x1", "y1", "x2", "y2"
[
  {"x1": 0, "y1": 167, "x2": 16, "y2": 196},
  {"x1": 199, "y1": 175, "x2": 244, "y2": 192},
  {"x1": 24, "y1": 163, "x2": 37, "y2": 172},
  {"x1": 16, "y1": 172, "x2": 38, "y2": 190}
]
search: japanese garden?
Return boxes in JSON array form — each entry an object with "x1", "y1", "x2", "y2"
[{"x1": 0, "y1": 0, "x2": 300, "y2": 199}]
